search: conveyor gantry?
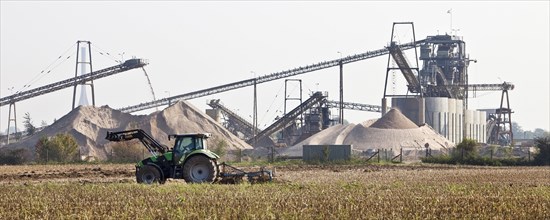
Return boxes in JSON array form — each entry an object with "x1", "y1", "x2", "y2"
[
  {"x1": 118, "y1": 40, "x2": 426, "y2": 113},
  {"x1": 433, "y1": 66, "x2": 454, "y2": 98},
  {"x1": 325, "y1": 100, "x2": 383, "y2": 113},
  {"x1": 441, "y1": 82, "x2": 515, "y2": 96},
  {"x1": 465, "y1": 82, "x2": 515, "y2": 92},
  {"x1": 210, "y1": 98, "x2": 385, "y2": 141},
  {"x1": 246, "y1": 92, "x2": 327, "y2": 145},
  {"x1": 0, "y1": 59, "x2": 148, "y2": 106},
  {"x1": 325, "y1": 82, "x2": 513, "y2": 113},
  {"x1": 387, "y1": 42, "x2": 422, "y2": 93},
  {"x1": 207, "y1": 99, "x2": 260, "y2": 139}
]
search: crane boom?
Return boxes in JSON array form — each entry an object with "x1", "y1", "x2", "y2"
[
  {"x1": 0, "y1": 59, "x2": 148, "y2": 106},
  {"x1": 118, "y1": 40, "x2": 426, "y2": 113}
]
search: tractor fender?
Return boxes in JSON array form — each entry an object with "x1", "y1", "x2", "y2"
[
  {"x1": 137, "y1": 155, "x2": 158, "y2": 167},
  {"x1": 136, "y1": 157, "x2": 153, "y2": 168},
  {"x1": 184, "y1": 149, "x2": 220, "y2": 161}
]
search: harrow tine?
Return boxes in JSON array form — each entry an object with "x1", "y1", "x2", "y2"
[{"x1": 217, "y1": 163, "x2": 273, "y2": 184}]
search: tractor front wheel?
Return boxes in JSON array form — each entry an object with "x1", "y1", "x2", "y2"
[
  {"x1": 183, "y1": 156, "x2": 217, "y2": 183},
  {"x1": 136, "y1": 165, "x2": 161, "y2": 184}
]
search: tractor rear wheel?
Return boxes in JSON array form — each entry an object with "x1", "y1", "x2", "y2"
[
  {"x1": 136, "y1": 165, "x2": 161, "y2": 184},
  {"x1": 182, "y1": 155, "x2": 217, "y2": 183}
]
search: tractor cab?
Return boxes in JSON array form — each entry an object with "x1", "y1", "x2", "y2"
[{"x1": 169, "y1": 133, "x2": 212, "y2": 165}]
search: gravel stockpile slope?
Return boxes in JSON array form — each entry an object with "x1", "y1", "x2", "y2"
[
  {"x1": 280, "y1": 109, "x2": 453, "y2": 157},
  {"x1": 4, "y1": 101, "x2": 252, "y2": 160}
]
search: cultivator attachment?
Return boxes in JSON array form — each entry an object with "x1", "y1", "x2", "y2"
[{"x1": 217, "y1": 162, "x2": 273, "y2": 184}]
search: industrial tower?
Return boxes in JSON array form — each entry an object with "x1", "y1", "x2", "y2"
[{"x1": 384, "y1": 22, "x2": 512, "y2": 145}]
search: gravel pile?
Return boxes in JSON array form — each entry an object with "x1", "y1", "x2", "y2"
[
  {"x1": 369, "y1": 108, "x2": 418, "y2": 129},
  {"x1": 3, "y1": 101, "x2": 252, "y2": 160},
  {"x1": 280, "y1": 109, "x2": 453, "y2": 157}
]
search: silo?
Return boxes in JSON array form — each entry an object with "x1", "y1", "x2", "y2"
[
  {"x1": 465, "y1": 110, "x2": 474, "y2": 139},
  {"x1": 455, "y1": 99, "x2": 463, "y2": 143},
  {"x1": 479, "y1": 111, "x2": 487, "y2": 143},
  {"x1": 448, "y1": 99, "x2": 456, "y2": 143},
  {"x1": 425, "y1": 97, "x2": 449, "y2": 136},
  {"x1": 473, "y1": 111, "x2": 480, "y2": 142}
]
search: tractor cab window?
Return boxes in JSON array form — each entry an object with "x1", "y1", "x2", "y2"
[
  {"x1": 175, "y1": 137, "x2": 195, "y2": 153},
  {"x1": 195, "y1": 138, "x2": 204, "y2": 150},
  {"x1": 200, "y1": 138, "x2": 207, "y2": 150}
]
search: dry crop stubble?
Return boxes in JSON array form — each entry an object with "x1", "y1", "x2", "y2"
[{"x1": 0, "y1": 164, "x2": 548, "y2": 219}]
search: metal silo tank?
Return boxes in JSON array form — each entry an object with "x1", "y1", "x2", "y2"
[
  {"x1": 425, "y1": 97, "x2": 449, "y2": 136},
  {"x1": 465, "y1": 110, "x2": 474, "y2": 139},
  {"x1": 479, "y1": 111, "x2": 487, "y2": 143},
  {"x1": 448, "y1": 99, "x2": 456, "y2": 143},
  {"x1": 455, "y1": 100, "x2": 464, "y2": 143}
]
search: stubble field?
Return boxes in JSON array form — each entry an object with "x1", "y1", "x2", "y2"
[{"x1": 0, "y1": 163, "x2": 549, "y2": 219}]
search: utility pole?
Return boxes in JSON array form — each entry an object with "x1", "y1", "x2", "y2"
[
  {"x1": 339, "y1": 61, "x2": 344, "y2": 124},
  {"x1": 338, "y1": 51, "x2": 344, "y2": 124}
]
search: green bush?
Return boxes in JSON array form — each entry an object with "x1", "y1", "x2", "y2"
[
  {"x1": 533, "y1": 136, "x2": 550, "y2": 166},
  {"x1": 422, "y1": 154, "x2": 528, "y2": 166},
  {"x1": 35, "y1": 133, "x2": 79, "y2": 163},
  {"x1": 109, "y1": 142, "x2": 146, "y2": 163},
  {"x1": 454, "y1": 138, "x2": 479, "y2": 158},
  {"x1": 210, "y1": 138, "x2": 228, "y2": 157},
  {"x1": 0, "y1": 148, "x2": 29, "y2": 165},
  {"x1": 422, "y1": 138, "x2": 529, "y2": 166},
  {"x1": 23, "y1": 112, "x2": 36, "y2": 136}
]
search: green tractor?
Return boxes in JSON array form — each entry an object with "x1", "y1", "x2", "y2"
[{"x1": 105, "y1": 129, "x2": 271, "y2": 184}]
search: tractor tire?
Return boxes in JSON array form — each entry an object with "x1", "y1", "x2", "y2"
[
  {"x1": 182, "y1": 155, "x2": 218, "y2": 183},
  {"x1": 136, "y1": 165, "x2": 161, "y2": 184}
]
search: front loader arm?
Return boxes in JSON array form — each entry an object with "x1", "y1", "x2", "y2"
[{"x1": 106, "y1": 129, "x2": 168, "y2": 156}]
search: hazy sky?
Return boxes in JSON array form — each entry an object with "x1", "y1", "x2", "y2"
[{"x1": 1, "y1": 1, "x2": 549, "y2": 134}]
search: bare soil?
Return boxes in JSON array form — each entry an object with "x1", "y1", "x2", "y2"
[
  {"x1": 0, "y1": 163, "x2": 525, "y2": 185},
  {"x1": 0, "y1": 164, "x2": 135, "y2": 184}
]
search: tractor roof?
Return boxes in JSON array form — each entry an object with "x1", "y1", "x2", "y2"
[{"x1": 168, "y1": 133, "x2": 212, "y2": 140}]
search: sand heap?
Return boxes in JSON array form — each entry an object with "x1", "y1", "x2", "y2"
[
  {"x1": 5, "y1": 101, "x2": 252, "y2": 160},
  {"x1": 281, "y1": 108, "x2": 453, "y2": 157},
  {"x1": 369, "y1": 108, "x2": 418, "y2": 129}
]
